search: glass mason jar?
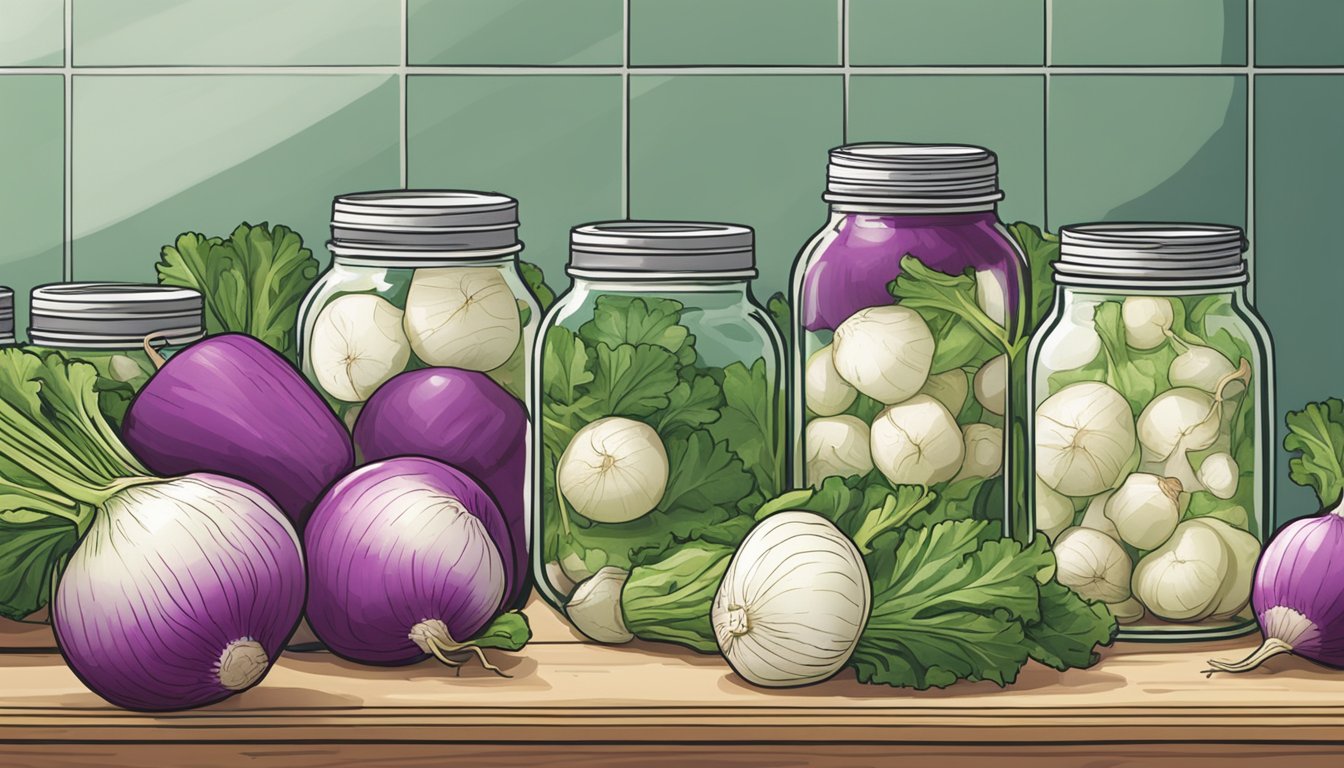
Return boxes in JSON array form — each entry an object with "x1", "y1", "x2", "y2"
[
  {"x1": 297, "y1": 190, "x2": 540, "y2": 427},
  {"x1": 534, "y1": 222, "x2": 786, "y2": 626},
  {"x1": 792, "y1": 143, "x2": 1029, "y2": 535},
  {"x1": 1027, "y1": 223, "x2": 1273, "y2": 641},
  {"x1": 26, "y1": 283, "x2": 205, "y2": 390},
  {"x1": 0, "y1": 287, "x2": 14, "y2": 346}
]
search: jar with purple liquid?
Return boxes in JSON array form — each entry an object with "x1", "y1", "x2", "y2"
[{"x1": 790, "y1": 144, "x2": 1029, "y2": 535}]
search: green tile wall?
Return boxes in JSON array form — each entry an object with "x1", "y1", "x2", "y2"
[
  {"x1": 1051, "y1": 0, "x2": 1246, "y2": 66},
  {"x1": 72, "y1": 0, "x2": 401, "y2": 66},
  {"x1": 1255, "y1": 75, "x2": 1344, "y2": 523},
  {"x1": 629, "y1": 0, "x2": 839, "y2": 66},
  {"x1": 849, "y1": 0, "x2": 1043, "y2": 66},
  {"x1": 409, "y1": 0, "x2": 622, "y2": 66},
  {"x1": 629, "y1": 75, "x2": 842, "y2": 291},
  {"x1": 0, "y1": 1, "x2": 1338, "y2": 523},
  {"x1": 407, "y1": 74, "x2": 623, "y2": 278},
  {"x1": 0, "y1": 74, "x2": 63, "y2": 330},
  {"x1": 0, "y1": 0, "x2": 63, "y2": 66},
  {"x1": 72, "y1": 75, "x2": 399, "y2": 281}
]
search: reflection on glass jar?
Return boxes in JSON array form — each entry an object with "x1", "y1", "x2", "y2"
[
  {"x1": 791, "y1": 143, "x2": 1029, "y2": 535},
  {"x1": 533, "y1": 222, "x2": 786, "y2": 637},
  {"x1": 26, "y1": 283, "x2": 205, "y2": 422},
  {"x1": 1027, "y1": 223, "x2": 1273, "y2": 641},
  {"x1": 297, "y1": 191, "x2": 540, "y2": 428}
]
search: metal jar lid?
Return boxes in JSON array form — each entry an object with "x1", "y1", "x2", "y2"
[
  {"x1": 329, "y1": 190, "x2": 522, "y2": 262},
  {"x1": 29, "y1": 283, "x2": 206, "y2": 350},
  {"x1": 824, "y1": 143, "x2": 1004, "y2": 208},
  {"x1": 568, "y1": 221, "x2": 755, "y2": 276},
  {"x1": 1055, "y1": 223, "x2": 1247, "y2": 288},
  {"x1": 0, "y1": 286, "x2": 13, "y2": 345}
]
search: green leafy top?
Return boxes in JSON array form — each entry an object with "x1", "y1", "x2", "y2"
[
  {"x1": 156, "y1": 223, "x2": 319, "y2": 362},
  {"x1": 0, "y1": 350, "x2": 152, "y2": 619},
  {"x1": 1284, "y1": 398, "x2": 1344, "y2": 508},
  {"x1": 541, "y1": 294, "x2": 783, "y2": 574},
  {"x1": 519, "y1": 261, "x2": 556, "y2": 312},
  {"x1": 1006, "y1": 221, "x2": 1061, "y2": 336}
]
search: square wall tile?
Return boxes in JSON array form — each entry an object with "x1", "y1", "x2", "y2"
[
  {"x1": 629, "y1": 75, "x2": 843, "y2": 294},
  {"x1": 1256, "y1": 0, "x2": 1344, "y2": 66},
  {"x1": 1255, "y1": 74, "x2": 1344, "y2": 526},
  {"x1": 407, "y1": 75, "x2": 623, "y2": 279},
  {"x1": 630, "y1": 0, "x2": 839, "y2": 66},
  {"x1": 73, "y1": 0, "x2": 400, "y2": 66},
  {"x1": 849, "y1": 0, "x2": 1043, "y2": 66},
  {"x1": 848, "y1": 75, "x2": 1045, "y2": 225},
  {"x1": 1046, "y1": 75, "x2": 1246, "y2": 231},
  {"x1": 0, "y1": 0, "x2": 63, "y2": 66},
  {"x1": 0, "y1": 74, "x2": 63, "y2": 335},
  {"x1": 1051, "y1": 0, "x2": 1246, "y2": 65},
  {"x1": 409, "y1": 0, "x2": 622, "y2": 65},
  {"x1": 72, "y1": 75, "x2": 400, "y2": 281}
]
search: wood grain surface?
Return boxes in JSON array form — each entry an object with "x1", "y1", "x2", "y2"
[{"x1": 2, "y1": 595, "x2": 1342, "y2": 766}]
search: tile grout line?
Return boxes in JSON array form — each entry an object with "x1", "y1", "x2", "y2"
[
  {"x1": 399, "y1": 0, "x2": 408, "y2": 189},
  {"x1": 62, "y1": 0, "x2": 72, "y2": 281},
  {"x1": 1043, "y1": 0, "x2": 1052, "y2": 231},
  {"x1": 1246, "y1": 0, "x2": 1256, "y2": 302},
  {"x1": 840, "y1": 0, "x2": 849, "y2": 142},
  {"x1": 621, "y1": 0, "x2": 630, "y2": 219},
  {"x1": 7, "y1": 65, "x2": 1344, "y2": 76}
]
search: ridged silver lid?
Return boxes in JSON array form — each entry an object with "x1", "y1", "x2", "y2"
[
  {"x1": 1056, "y1": 223, "x2": 1247, "y2": 287},
  {"x1": 825, "y1": 143, "x2": 1004, "y2": 207},
  {"x1": 0, "y1": 286, "x2": 13, "y2": 344},
  {"x1": 29, "y1": 283, "x2": 205, "y2": 349},
  {"x1": 569, "y1": 221, "x2": 755, "y2": 275},
  {"x1": 329, "y1": 190, "x2": 521, "y2": 258}
]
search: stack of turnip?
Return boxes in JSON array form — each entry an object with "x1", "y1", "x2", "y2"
[
  {"x1": 804, "y1": 302, "x2": 1006, "y2": 490},
  {"x1": 1033, "y1": 296, "x2": 1261, "y2": 627}
]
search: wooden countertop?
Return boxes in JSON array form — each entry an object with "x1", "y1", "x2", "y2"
[{"x1": 2, "y1": 596, "x2": 1343, "y2": 767}]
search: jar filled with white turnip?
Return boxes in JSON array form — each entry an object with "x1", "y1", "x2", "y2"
[
  {"x1": 297, "y1": 191, "x2": 547, "y2": 426},
  {"x1": 1027, "y1": 223, "x2": 1273, "y2": 641}
]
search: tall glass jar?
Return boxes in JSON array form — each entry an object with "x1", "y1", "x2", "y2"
[
  {"x1": 1027, "y1": 223, "x2": 1273, "y2": 641},
  {"x1": 534, "y1": 222, "x2": 786, "y2": 636},
  {"x1": 26, "y1": 282, "x2": 205, "y2": 391},
  {"x1": 297, "y1": 190, "x2": 540, "y2": 427},
  {"x1": 792, "y1": 143, "x2": 1029, "y2": 535},
  {"x1": 0, "y1": 287, "x2": 14, "y2": 347}
]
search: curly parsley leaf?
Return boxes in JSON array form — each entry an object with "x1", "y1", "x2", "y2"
[
  {"x1": 1025, "y1": 580, "x2": 1118, "y2": 671},
  {"x1": 1006, "y1": 221, "x2": 1060, "y2": 335},
  {"x1": 1284, "y1": 398, "x2": 1344, "y2": 507},
  {"x1": 707, "y1": 360, "x2": 785, "y2": 497},
  {"x1": 519, "y1": 261, "x2": 556, "y2": 312}
]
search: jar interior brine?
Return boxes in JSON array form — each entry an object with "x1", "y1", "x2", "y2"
[
  {"x1": 1029, "y1": 223, "x2": 1273, "y2": 641},
  {"x1": 534, "y1": 222, "x2": 786, "y2": 630},
  {"x1": 792, "y1": 143, "x2": 1029, "y2": 535}
]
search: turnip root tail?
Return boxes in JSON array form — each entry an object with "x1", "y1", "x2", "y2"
[
  {"x1": 409, "y1": 619, "x2": 509, "y2": 678},
  {"x1": 1203, "y1": 637, "x2": 1294, "y2": 676},
  {"x1": 142, "y1": 332, "x2": 170, "y2": 369}
]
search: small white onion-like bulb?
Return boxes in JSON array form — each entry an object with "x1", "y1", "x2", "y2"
[
  {"x1": 1053, "y1": 527, "x2": 1133, "y2": 603},
  {"x1": 1169, "y1": 345, "x2": 1235, "y2": 393},
  {"x1": 1034, "y1": 478, "x2": 1075, "y2": 541},
  {"x1": 1080, "y1": 491, "x2": 1120, "y2": 540},
  {"x1": 1197, "y1": 452, "x2": 1239, "y2": 500},
  {"x1": 309, "y1": 293, "x2": 412, "y2": 402},
  {"x1": 804, "y1": 345, "x2": 857, "y2": 416},
  {"x1": 805, "y1": 415, "x2": 874, "y2": 485},
  {"x1": 1121, "y1": 296, "x2": 1174, "y2": 350},
  {"x1": 831, "y1": 305, "x2": 934, "y2": 404},
  {"x1": 973, "y1": 354, "x2": 1007, "y2": 416},
  {"x1": 1035, "y1": 381, "x2": 1137, "y2": 497},
  {"x1": 1137, "y1": 387, "x2": 1221, "y2": 460},
  {"x1": 566, "y1": 567, "x2": 633, "y2": 644},
  {"x1": 558, "y1": 417, "x2": 669, "y2": 524},
  {"x1": 870, "y1": 395, "x2": 965, "y2": 486},
  {"x1": 954, "y1": 423, "x2": 1003, "y2": 482},
  {"x1": 1039, "y1": 322, "x2": 1103, "y2": 372},
  {"x1": 1189, "y1": 517, "x2": 1260, "y2": 619},
  {"x1": 712, "y1": 512, "x2": 870, "y2": 688},
  {"x1": 975, "y1": 270, "x2": 1008, "y2": 328},
  {"x1": 1131, "y1": 520, "x2": 1229, "y2": 622},
  {"x1": 404, "y1": 267, "x2": 521, "y2": 371},
  {"x1": 1107, "y1": 597, "x2": 1146, "y2": 625},
  {"x1": 1104, "y1": 473, "x2": 1182, "y2": 550},
  {"x1": 919, "y1": 369, "x2": 968, "y2": 415}
]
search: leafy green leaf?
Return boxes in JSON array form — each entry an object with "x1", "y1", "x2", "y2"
[
  {"x1": 661, "y1": 431, "x2": 755, "y2": 517},
  {"x1": 1024, "y1": 580, "x2": 1117, "y2": 671},
  {"x1": 579, "y1": 295, "x2": 693, "y2": 363},
  {"x1": 766, "y1": 291, "x2": 791, "y2": 346},
  {"x1": 1284, "y1": 398, "x2": 1344, "y2": 507},
  {"x1": 1006, "y1": 221, "x2": 1061, "y2": 336},
  {"x1": 541, "y1": 326, "x2": 594, "y2": 405},
  {"x1": 623, "y1": 542, "x2": 735, "y2": 652},
  {"x1": 156, "y1": 222, "x2": 318, "y2": 362},
  {"x1": 657, "y1": 375, "x2": 723, "y2": 435},
  {"x1": 706, "y1": 360, "x2": 784, "y2": 498},
  {"x1": 889, "y1": 255, "x2": 1012, "y2": 359},
  {"x1": 1092, "y1": 301, "x2": 1177, "y2": 415},
  {"x1": 1181, "y1": 491, "x2": 1250, "y2": 530},
  {"x1": 519, "y1": 261, "x2": 556, "y2": 311},
  {"x1": 589, "y1": 343, "x2": 680, "y2": 418},
  {"x1": 468, "y1": 611, "x2": 532, "y2": 651}
]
